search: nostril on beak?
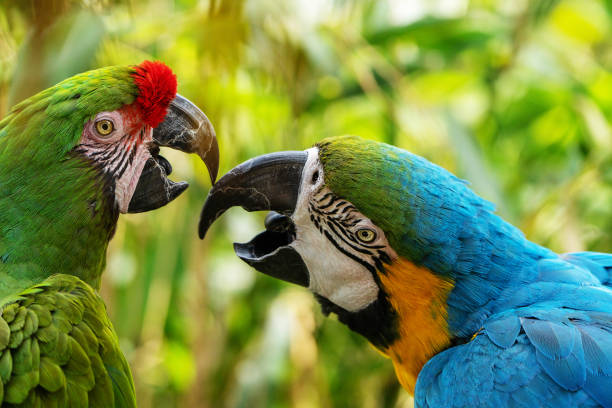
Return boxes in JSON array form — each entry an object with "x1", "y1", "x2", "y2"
[{"x1": 265, "y1": 212, "x2": 294, "y2": 234}]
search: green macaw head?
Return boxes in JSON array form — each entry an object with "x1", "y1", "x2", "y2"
[
  {"x1": 0, "y1": 61, "x2": 219, "y2": 291},
  {"x1": 0, "y1": 60, "x2": 219, "y2": 214}
]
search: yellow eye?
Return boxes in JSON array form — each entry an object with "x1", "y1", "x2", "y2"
[
  {"x1": 95, "y1": 119, "x2": 114, "y2": 136},
  {"x1": 356, "y1": 228, "x2": 376, "y2": 243}
]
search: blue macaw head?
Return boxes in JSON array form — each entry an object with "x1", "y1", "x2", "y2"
[{"x1": 199, "y1": 135, "x2": 550, "y2": 390}]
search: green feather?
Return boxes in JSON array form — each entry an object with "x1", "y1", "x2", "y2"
[
  {"x1": 39, "y1": 356, "x2": 66, "y2": 392},
  {"x1": 40, "y1": 388, "x2": 65, "y2": 408},
  {"x1": 0, "y1": 276, "x2": 135, "y2": 406},
  {"x1": 0, "y1": 350, "x2": 12, "y2": 383},
  {"x1": 52, "y1": 309, "x2": 74, "y2": 333},
  {"x1": 0, "y1": 316, "x2": 10, "y2": 349},
  {"x1": 36, "y1": 325, "x2": 59, "y2": 346},
  {"x1": 12, "y1": 337, "x2": 33, "y2": 375},
  {"x1": 30, "y1": 337, "x2": 40, "y2": 377},
  {"x1": 2, "y1": 304, "x2": 18, "y2": 324},
  {"x1": 87, "y1": 352, "x2": 113, "y2": 407},
  {"x1": 29, "y1": 304, "x2": 52, "y2": 327},
  {"x1": 106, "y1": 364, "x2": 136, "y2": 408},
  {"x1": 66, "y1": 378, "x2": 88, "y2": 408},
  {"x1": 4, "y1": 369, "x2": 38, "y2": 403},
  {"x1": 317, "y1": 135, "x2": 419, "y2": 257},
  {"x1": 9, "y1": 307, "x2": 27, "y2": 332},
  {"x1": 64, "y1": 337, "x2": 93, "y2": 378},
  {"x1": 50, "y1": 331, "x2": 71, "y2": 365},
  {"x1": 18, "y1": 391, "x2": 43, "y2": 408},
  {"x1": 23, "y1": 309, "x2": 39, "y2": 338},
  {"x1": 9, "y1": 329, "x2": 24, "y2": 349}
]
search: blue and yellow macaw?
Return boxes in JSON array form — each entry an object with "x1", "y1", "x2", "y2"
[{"x1": 199, "y1": 135, "x2": 612, "y2": 407}]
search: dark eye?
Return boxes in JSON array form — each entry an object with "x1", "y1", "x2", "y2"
[
  {"x1": 356, "y1": 228, "x2": 376, "y2": 243},
  {"x1": 311, "y1": 170, "x2": 320, "y2": 184},
  {"x1": 95, "y1": 119, "x2": 114, "y2": 136}
]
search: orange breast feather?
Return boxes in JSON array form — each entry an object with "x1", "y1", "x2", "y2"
[{"x1": 378, "y1": 257, "x2": 454, "y2": 392}]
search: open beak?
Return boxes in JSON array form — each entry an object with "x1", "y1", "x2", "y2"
[
  {"x1": 198, "y1": 151, "x2": 310, "y2": 287},
  {"x1": 128, "y1": 94, "x2": 219, "y2": 213}
]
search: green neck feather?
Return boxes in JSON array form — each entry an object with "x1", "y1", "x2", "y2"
[{"x1": 0, "y1": 150, "x2": 118, "y2": 298}]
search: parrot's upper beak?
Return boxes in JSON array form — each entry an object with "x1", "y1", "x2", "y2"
[
  {"x1": 128, "y1": 94, "x2": 219, "y2": 213},
  {"x1": 198, "y1": 151, "x2": 310, "y2": 287}
]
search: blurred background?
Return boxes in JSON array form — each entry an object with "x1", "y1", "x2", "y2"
[{"x1": 1, "y1": 0, "x2": 612, "y2": 406}]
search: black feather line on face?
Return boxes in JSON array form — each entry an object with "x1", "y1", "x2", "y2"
[
  {"x1": 315, "y1": 192, "x2": 333, "y2": 204},
  {"x1": 102, "y1": 136, "x2": 127, "y2": 158},
  {"x1": 323, "y1": 229, "x2": 377, "y2": 274},
  {"x1": 309, "y1": 191, "x2": 391, "y2": 270},
  {"x1": 74, "y1": 131, "x2": 136, "y2": 181},
  {"x1": 326, "y1": 221, "x2": 375, "y2": 256},
  {"x1": 111, "y1": 138, "x2": 136, "y2": 180}
]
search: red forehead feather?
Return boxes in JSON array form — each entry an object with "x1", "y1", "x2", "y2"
[{"x1": 132, "y1": 60, "x2": 177, "y2": 128}]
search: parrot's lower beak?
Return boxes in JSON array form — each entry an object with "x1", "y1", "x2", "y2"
[
  {"x1": 128, "y1": 94, "x2": 219, "y2": 213},
  {"x1": 233, "y1": 212, "x2": 309, "y2": 287},
  {"x1": 198, "y1": 151, "x2": 310, "y2": 287}
]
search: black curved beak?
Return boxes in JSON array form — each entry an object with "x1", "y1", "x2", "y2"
[
  {"x1": 198, "y1": 151, "x2": 307, "y2": 238},
  {"x1": 198, "y1": 151, "x2": 310, "y2": 287},
  {"x1": 128, "y1": 94, "x2": 219, "y2": 213}
]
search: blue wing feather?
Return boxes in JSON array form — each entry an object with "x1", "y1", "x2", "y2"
[
  {"x1": 520, "y1": 317, "x2": 577, "y2": 359},
  {"x1": 564, "y1": 252, "x2": 612, "y2": 286},
  {"x1": 579, "y1": 325, "x2": 612, "y2": 375},
  {"x1": 415, "y1": 307, "x2": 612, "y2": 408},
  {"x1": 484, "y1": 313, "x2": 521, "y2": 349},
  {"x1": 536, "y1": 345, "x2": 586, "y2": 391},
  {"x1": 584, "y1": 371, "x2": 612, "y2": 407},
  {"x1": 537, "y1": 257, "x2": 601, "y2": 285}
]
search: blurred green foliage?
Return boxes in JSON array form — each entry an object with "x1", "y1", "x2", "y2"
[{"x1": 1, "y1": 0, "x2": 612, "y2": 406}]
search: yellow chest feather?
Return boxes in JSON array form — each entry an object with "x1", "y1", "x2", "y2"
[{"x1": 377, "y1": 257, "x2": 454, "y2": 392}]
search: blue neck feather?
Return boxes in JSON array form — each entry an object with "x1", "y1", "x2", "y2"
[{"x1": 389, "y1": 151, "x2": 556, "y2": 338}]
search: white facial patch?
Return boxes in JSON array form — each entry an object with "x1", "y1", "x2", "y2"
[
  {"x1": 289, "y1": 148, "x2": 397, "y2": 313},
  {"x1": 78, "y1": 109, "x2": 153, "y2": 213},
  {"x1": 113, "y1": 135, "x2": 152, "y2": 213}
]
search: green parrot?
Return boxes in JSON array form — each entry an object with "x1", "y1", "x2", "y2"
[
  {"x1": 0, "y1": 61, "x2": 218, "y2": 407},
  {"x1": 199, "y1": 136, "x2": 612, "y2": 407}
]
